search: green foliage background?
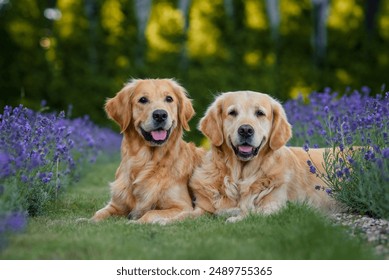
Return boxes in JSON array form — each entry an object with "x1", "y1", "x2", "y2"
[{"x1": 1, "y1": 0, "x2": 389, "y2": 143}]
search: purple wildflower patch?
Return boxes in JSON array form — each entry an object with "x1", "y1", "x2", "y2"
[
  {"x1": 0, "y1": 104, "x2": 121, "y2": 217},
  {"x1": 0, "y1": 211, "x2": 27, "y2": 250},
  {"x1": 284, "y1": 87, "x2": 389, "y2": 218},
  {"x1": 0, "y1": 104, "x2": 121, "y2": 248},
  {"x1": 0, "y1": 212, "x2": 27, "y2": 233}
]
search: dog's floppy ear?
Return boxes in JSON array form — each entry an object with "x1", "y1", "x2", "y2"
[
  {"x1": 269, "y1": 99, "x2": 292, "y2": 150},
  {"x1": 199, "y1": 97, "x2": 224, "y2": 146},
  {"x1": 171, "y1": 80, "x2": 195, "y2": 131},
  {"x1": 105, "y1": 80, "x2": 137, "y2": 133}
]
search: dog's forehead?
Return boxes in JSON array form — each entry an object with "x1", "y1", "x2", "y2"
[
  {"x1": 134, "y1": 80, "x2": 175, "y2": 96},
  {"x1": 222, "y1": 91, "x2": 271, "y2": 109}
]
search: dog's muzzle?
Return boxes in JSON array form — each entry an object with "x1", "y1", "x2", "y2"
[
  {"x1": 141, "y1": 126, "x2": 172, "y2": 146},
  {"x1": 153, "y1": 109, "x2": 168, "y2": 124},
  {"x1": 230, "y1": 125, "x2": 265, "y2": 160},
  {"x1": 140, "y1": 109, "x2": 172, "y2": 146},
  {"x1": 231, "y1": 140, "x2": 261, "y2": 160}
]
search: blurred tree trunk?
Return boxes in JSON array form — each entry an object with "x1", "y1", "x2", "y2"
[
  {"x1": 265, "y1": 0, "x2": 280, "y2": 42},
  {"x1": 224, "y1": 0, "x2": 234, "y2": 18},
  {"x1": 365, "y1": 0, "x2": 381, "y2": 36},
  {"x1": 224, "y1": 0, "x2": 244, "y2": 63},
  {"x1": 178, "y1": 0, "x2": 192, "y2": 70},
  {"x1": 265, "y1": 0, "x2": 280, "y2": 95},
  {"x1": 312, "y1": 0, "x2": 328, "y2": 67},
  {"x1": 134, "y1": 0, "x2": 152, "y2": 67},
  {"x1": 179, "y1": 0, "x2": 192, "y2": 31},
  {"x1": 84, "y1": 0, "x2": 98, "y2": 74}
]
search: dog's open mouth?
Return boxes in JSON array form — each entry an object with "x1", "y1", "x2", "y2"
[
  {"x1": 141, "y1": 127, "x2": 171, "y2": 145},
  {"x1": 230, "y1": 137, "x2": 265, "y2": 160},
  {"x1": 151, "y1": 130, "x2": 167, "y2": 141}
]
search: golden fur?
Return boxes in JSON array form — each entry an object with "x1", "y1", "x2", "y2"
[
  {"x1": 178, "y1": 91, "x2": 338, "y2": 222},
  {"x1": 90, "y1": 79, "x2": 204, "y2": 223}
]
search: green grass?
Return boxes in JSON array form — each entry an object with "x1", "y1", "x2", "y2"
[{"x1": 0, "y1": 159, "x2": 379, "y2": 260}]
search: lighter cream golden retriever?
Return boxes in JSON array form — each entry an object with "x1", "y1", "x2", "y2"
[
  {"x1": 177, "y1": 91, "x2": 338, "y2": 222},
  {"x1": 89, "y1": 79, "x2": 204, "y2": 223}
]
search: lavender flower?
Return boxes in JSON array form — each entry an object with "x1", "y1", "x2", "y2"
[
  {"x1": 3, "y1": 212, "x2": 27, "y2": 232},
  {"x1": 0, "y1": 211, "x2": 27, "y2": 249},
  {"x1": 382, "y1": 148, "x2": 389, "y2": 159},
  {"x1": 0, "y1": 104, "x2": 121, "y2": 218},
  {"x1": 285, "y1": 87, "x2": 389, "y2": 218},
  {"x1": 336, "y1": 170, "x2": 343, "y2": 178}
]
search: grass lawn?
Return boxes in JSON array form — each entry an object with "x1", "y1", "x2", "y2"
[{"x1": 0, "y1": 159, "x2": 379, "y2": 260}]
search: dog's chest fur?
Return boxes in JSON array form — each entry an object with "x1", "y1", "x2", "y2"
[
  {"x1": 112, "y1": 142, "x2": 200, "y2": 217},
  {"x1": 210, "y1": 152, "x2": 289, "y2": 212}
]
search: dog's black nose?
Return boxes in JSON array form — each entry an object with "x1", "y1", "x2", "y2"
[
  {"x1": 153, "y1": 109, "x2": 168, "y2": 123},
  {"x1": 238, "y1": 124, "x2": 254, "y2": 138}
]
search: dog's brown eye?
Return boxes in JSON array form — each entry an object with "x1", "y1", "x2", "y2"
[
  {"x1": 256, "y1": 110, "x2": 265, "y2": 117},
  {"x1": 165, "y1": 96, "x2": 174, "y2": 103},
  {"x1": 228, "y1": 109, "x2": 238, "y2": 117},
  {"x1": 138, "y1": 97, "x2": 149, "y2": 104}
]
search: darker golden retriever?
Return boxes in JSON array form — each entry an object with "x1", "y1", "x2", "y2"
[
  {"x1": 89, "y1": 79, "x2": 204, "y2": 223},
  {"x1": 176, "y1": 91, "x2": 339, "y2": 222}
]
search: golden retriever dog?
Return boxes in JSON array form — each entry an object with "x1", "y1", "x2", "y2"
[
  {"x1": 89, "y1": 79, "x2": 204, "y2": 223},
  {"x1": 178, "y1": 91, "x2": 338, "y2": 222}
]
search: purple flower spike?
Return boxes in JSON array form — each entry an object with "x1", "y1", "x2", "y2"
[
  {"x1": 0, "y1": 103, "x2": 121, "y2": 218},
  {"x1": 0, "y1": 212, "x2": 27, "y2": 234},
  {"x1": 325, "y1": 189, "x2": 332, "y2": 195},
  {"x1": 382, "y1": 148, "x2": 389, "y2": 159}
]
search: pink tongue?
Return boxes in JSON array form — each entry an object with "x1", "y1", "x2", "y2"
[
  {"x1": 151, "y1": 130, "x2": 167, "y2": 141},
  {"x1": 238, "y1": 145, "x2": 253, "y2": 153}
]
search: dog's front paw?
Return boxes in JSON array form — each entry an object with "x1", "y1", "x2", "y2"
[
  {"x1": 151, "y1": 218, "x2": 171, "y2": 226},
  {"x1": 215, "y1": 207, "x2": 242, "y2": 217},
  {"x1": 127, "y1": 210, "x2": 142, "y2": 221},
  {"x1": 226, "y1": 215, "x2": 245, "y2": 223},
  {"x1": 127, "y1": 219, "x2": 141, "y2": 225}
]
